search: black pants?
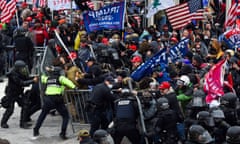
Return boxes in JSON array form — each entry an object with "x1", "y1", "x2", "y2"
[
  {"x1": 1, "y1": 96, "x2": 25, "y2": 126},
  {"x1": 34, "y1": 96, "x2": 69, "y2": 134},
  {"x1": 114, "y1": 127, "x2": 140, "y2": 144},
  {"x1": 88, "y1": 110, "x2": 109, "y2": 137}
]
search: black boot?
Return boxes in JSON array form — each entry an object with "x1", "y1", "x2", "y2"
[
  {"x1": 59, "y1": 132, "x2": 68, "y2": 140},
  {"x1": 33, "y1": 128, "x2": 40, "y2": 137},
  {"x1": 1, "y1": 114, "x2": 10, "y2": 129},
  {"x1": 20, "y1": 122, "x2": 32, "y2": 129},
  {"x1": 1, "y1": 123, "x2": 9, "y2": 128}
]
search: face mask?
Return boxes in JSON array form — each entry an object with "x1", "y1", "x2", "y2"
[{"x1": 107, "y1": 84, "x2": 113, "y2": 89}]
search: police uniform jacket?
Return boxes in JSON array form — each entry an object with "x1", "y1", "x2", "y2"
[{"x1": 90, "y1": 83, "x2": 116, "y2": 110}]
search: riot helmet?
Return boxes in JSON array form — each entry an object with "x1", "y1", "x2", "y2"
[
  {"x1": 191, "y1": 90, "x2": 206, "y2": 107},
  {"x1": 157, "y1": 97, "x2": 169, "y2": 110},
  {"x1": 220, "y1": 92, "x2": 237, "y2": 108},
  {"x1": 211, "y1": 109, "x2": 225, "y2": 119},
  {"x1": 226, "y1": 126, "x2": 240, "y2": 144},
  {"x1": 14, "y1": 60, "x2": 29, "y2": 77},
  {"x1": 93, "y1": 129, "x2": 114, "y2": 144},
  {"x1": 188, "y1": 124, "x2": 214, "y2": 144},
  {"x1": 196, "y1": 111, "x2": 215, "y2": 127}
]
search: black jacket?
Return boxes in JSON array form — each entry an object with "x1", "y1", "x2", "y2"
[
  {"x1": 89, "y1": 82, "x2": 117, "y2": 110},
  {"x1": 6, "y1": 69, "x2": 34, "y2": 98}
]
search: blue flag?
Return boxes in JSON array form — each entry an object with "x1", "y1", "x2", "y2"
[
  {"x1": 83, "y1": 2, "x2": 125, "y2": 33},
  {"x1": 131, "y1": 39, "x2": 189, "y2": 81}
]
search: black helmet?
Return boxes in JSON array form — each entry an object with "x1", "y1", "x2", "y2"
[
  {"x1": 188, "y1": 124, "x2": 214, "y2": 144},
  {"x1": 157, "y1": 97, "x2": 169, "y2": 110},
  {"x1": 226, "y1": 126, "x2": 240, "y2": 144},
  {"x1": 93, "y1": 129, "x2": 114, "y2": 144},
  {"x1": 211, "y1": 109, "x2": 225, "y2": 119},
  {"x1": 196, "y1": 111, "x2": 214, "y2": 127},
  {"x1": 14, "y1": 60, "x2": 26, "y2": 68},
  {"x1": 191, "y1": 90, "x2": 206, "y2": 107},
  {"x1": 14, "y1": 60, "x2": 29, "y2": 77},
  {"x1": 220, "y1": 92, "x2": 237, "y2": 108}
]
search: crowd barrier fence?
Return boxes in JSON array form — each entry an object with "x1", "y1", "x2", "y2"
[{"x1": 64, "y1": 89, "x2": 92, "y2": 133}]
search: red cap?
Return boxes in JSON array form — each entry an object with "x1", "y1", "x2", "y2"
[
  {"x1": 131, "y1": 56, "x2": 142, "y2": 63},
  {"x1": 159, "y1": 81, "x2": 170, "y2": 89},
  {"x1": 25, "y1": 17, "x2": 32, "y2": 22},
  {"x1": 21, "y1": 2, "x2": 28, "y2": 8},
  {"x1": 170, "y1": 37, "x2": 178, "y2": 43},
  {"x1": 102, "y1": 38, "x2": 109, "y2": 45}
]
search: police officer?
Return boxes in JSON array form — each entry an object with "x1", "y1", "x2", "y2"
[
  {"x1": 113, "y1": 88, "x2": 140, "y2": 144},
  {"x1": 220, "y1": 92, "x2": 240, "y2": 126},
  {"x1": 210, "y1": 108, "x2": 230, "y2": 144},
  {"x1": 87, "y1": 76, "x2": 117, "y2": 137},
  {"x1": 146, "y1": 97, "x2": 179, "y2": 144},
  {"x1": 33, "y1": 66, "x2": 76, "y2": 139},
  {"x1": 1, "y1": 60, "x2": 38, "y2": 129},
  {"x1": 226, "y1": 126, "x2": 240, "y2": 144},
  {"x1": 185, "y1": 124, "x2": 214, "y2": 144},
  {"x1": 93, "y1": 129, "x2": 114, "y2": 144},
  {"x1": 196, "y1": 111, "x2": 215, "y2": 135}
]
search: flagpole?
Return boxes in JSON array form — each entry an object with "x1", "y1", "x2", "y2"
[
  {"x1": 122, "y1": 0, "x2": 128, "y2": 40},
  {"x1": 70, "y1": 0, "x2": 73, "y2": 24},
  {"x1": 15, "y1": 10, "x2": 20, "y2": 28},
  {"x1": 226, "y1": 0, "x2": 232, "y2": 25}
]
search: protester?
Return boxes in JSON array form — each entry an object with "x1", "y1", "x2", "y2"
[{"x1": 1, "y1": 1, "x2": 240, "y2": 143}]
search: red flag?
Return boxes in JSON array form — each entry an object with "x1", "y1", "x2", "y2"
[
  {"x1": 0, "y1": 0, "x2": 17, "y2": 23},
  {"x1": 165, "y1": 0, "x2": 204, "y2": 30},
  {"x1": 204, "y1": 59, "x2": 227, "y2": 104},
  {"x1": 225, "y1": 0, "x2": 240, "y2": 29}
]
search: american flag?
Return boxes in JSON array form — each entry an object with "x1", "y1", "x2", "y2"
[
  {"x1": 225, "y1": 0, "x2": 240, "y2": 29},
  {"x1": 86, "y1": 0, "x2": 94, "y2": 10},
  {"x1": 0, "y1": 0, "x2": 17, "y2": 23},
  {"x1": 33, "y1": 0, "x2": 47, "y2": 8},
  {"x1": 165, "y1": 0, "x2": 204, "y2": 30}
]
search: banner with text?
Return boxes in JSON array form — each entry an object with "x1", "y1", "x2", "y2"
[
  {"x1": 83, "y1": 1, "x2": 125, "y2": 33},
  {"x1": 48, "y1": 0, "x2": 77, "y2": 10}
]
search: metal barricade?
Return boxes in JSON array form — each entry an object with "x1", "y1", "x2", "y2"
[
  {"x1": 4, "y1": 45, "x2": 15, "y2": 74},
  {"x1": 32, "y1": 46, "x2": 45, "y2": 75},
  {"x1": 64, "y1": 89, "x2": 92, "y2": 133}
]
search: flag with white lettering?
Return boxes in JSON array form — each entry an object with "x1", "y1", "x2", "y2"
[
  {"x1": 131, "y1": 38, "x2": 189, "y2": 81},
  {"x1": 204, "y1": 59, "x2": 227, "y2": 104},
  {"x1": 83, "y1": 1, "x2": 125, "y2": 33},
  {"x1": 48, "y1": 0, "x2": 77, "y2": 10}
]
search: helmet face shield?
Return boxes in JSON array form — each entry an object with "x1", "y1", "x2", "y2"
[
  {"x1": 192, "y1": 96, "x2": 204, "y2": 107},
  {"x1": 19, "y1": 66, "x2": 29, "y2": 77},
  {"x1": 99, "y1": 135, "x2": 114, "y2": 144},
  {"x1": 198, "y1": 131, "x2": 213, "y2": 144}
]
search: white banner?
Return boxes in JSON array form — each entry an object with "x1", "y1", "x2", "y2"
[
  {"x1": 48, "y1": 0, "x2": 77, "y2": 10},
  {"x1": 146, "y1": 0, "x2": 175, "y2": 18}
]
